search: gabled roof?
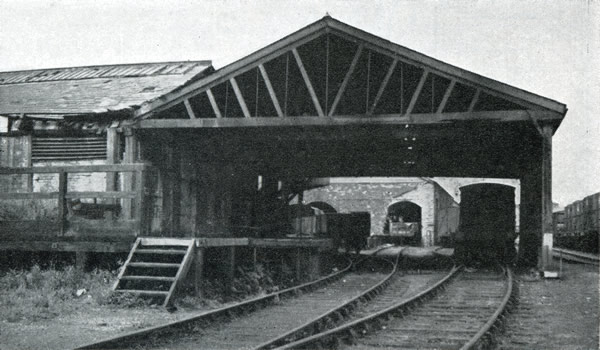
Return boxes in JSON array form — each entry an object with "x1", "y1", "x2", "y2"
[
  {"x1": 0, "y1": 61, "x2": 213, "y2": 115},
  {"x1": 135, "y1": 16, "x2": 567, "y2": 123}
]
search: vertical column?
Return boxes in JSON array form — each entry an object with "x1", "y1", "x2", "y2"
[
  {"x1": 123, "y1": 129, "x2": 138, "y2": 219},
  {"x1": 75, "y1": 251, "x2": 88, "y2": 271},
  {"x1": 519, "y1": 142, "x2": 543, "y2": 268},
  {"x1": 106, "y1": 128, "x2": 119, "y2": 220},
  {"x1": 541, "y1": 125, "x2": 554, "y2": 273},
  {"x1": 226, "y1": 246, "x2": 236, "y2": 293},
  {"x1": 25, "y1": 134, "x2": 33, "y2": 192},
  {"x1": 57, "y1": 171, "x2": 67, "y2": 236}
]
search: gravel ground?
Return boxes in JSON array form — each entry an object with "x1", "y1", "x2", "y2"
[
  {"x1": 0, "y1": 303, "x2": 223, "y2": 350},
  {"x1": 498, "y1": 262, "x2": 599, "y2": 350}
]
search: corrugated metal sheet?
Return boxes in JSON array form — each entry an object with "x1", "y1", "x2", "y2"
[{"x1": 0, "y1": 61, "x2": 213, "y2": 115}]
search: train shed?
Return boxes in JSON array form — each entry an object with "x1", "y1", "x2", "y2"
[{"x1": 0, "y1": 16, "x2": 567, "y2": 270}]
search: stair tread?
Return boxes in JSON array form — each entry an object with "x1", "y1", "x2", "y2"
[
  {"x1": 135, "y1": 249, "x2": 187, "y2": 255},
  {"x1": 120, "y1": 275, "x2": 176, "y2": 281},
  {"x1": 114, "y1": 289, "x2": 169, "y2": 296},
  {"x1": 128, "y1": 262, "x2": 181, "y2": 268}
]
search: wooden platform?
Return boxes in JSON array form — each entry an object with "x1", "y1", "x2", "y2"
[{"x1": 0, "y1": 236, "x2": 334, "y2": 253}]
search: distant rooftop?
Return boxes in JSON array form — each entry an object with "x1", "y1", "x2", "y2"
[{"x1": 0, "y1": 61, "x2": 213, "y2": 115}]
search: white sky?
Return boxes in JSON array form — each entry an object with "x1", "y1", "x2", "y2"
[{"x1": 0, "y1": 0, "x2": 598, "y2": 206}]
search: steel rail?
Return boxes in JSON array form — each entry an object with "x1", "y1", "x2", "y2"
[
  {"x1": 553, "y1": 248, "x2": 600, "y2": 265},
  {"x1": 252, "y1": 252, "x2": 401, "y2": 350},
  {"x1": 460, "y1": 266, "x2": 518, "y2": 350},
  {"x1": 74, "y1": 255, "x2": 353, "y2": 350},
  {"x1": 276, "y1": 265, "x2": 461, "y2": 350}
]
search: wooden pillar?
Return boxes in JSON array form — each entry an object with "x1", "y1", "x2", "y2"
[
  {"x1": 57, "y1": 171, "x2": 67, "y2": 236},
  {"x1": 106, "y1": 128, "x2": 119, "y2": 220},
  {"x1": 25, "y1": 134, "x2": 33, "y2": 192},
  {"x1": 307, "y1": 248, "x2": 321, "y2": 281},
  {"x1": 252, "y1": 247, "x2": 258, "y2": 270},
  {"x1": 295, "y1": 248, "x2": 302, "y2": 282},
  {"x1": 519, "y1": 137, "x2": 543, "y2": 268},
  {"x1": 194, "y1": 247, "x2": 205, "y2": 298},
  {"x1": 123, "y1": 130, "x2": 138, "y2": 219},
  {"x1": 541, "y1": 125, "x2": 554, "y2": 272}
]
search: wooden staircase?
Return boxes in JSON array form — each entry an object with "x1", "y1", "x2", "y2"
[{"x1": 113, "y1": 238, "x2": 195, "y2": 307}]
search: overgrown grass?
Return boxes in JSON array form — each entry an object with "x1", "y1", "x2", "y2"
[{"x1": 0, "y1": 265, "x2": 119, "y2": 323}]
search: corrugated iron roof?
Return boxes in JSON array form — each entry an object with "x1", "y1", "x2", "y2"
[{"x1": 0, "y1": 61, "x2": 213, "y2": 115}]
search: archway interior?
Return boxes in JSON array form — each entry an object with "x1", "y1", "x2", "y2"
[{"x1": 387, "y1": 201, "x2": 421, "y2": 223}]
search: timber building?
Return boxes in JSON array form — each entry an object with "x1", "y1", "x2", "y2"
[{"x1": 1, "y1": 16, "x2": 567, "y2": 272}]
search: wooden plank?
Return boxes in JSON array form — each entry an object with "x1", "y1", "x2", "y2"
[
  {"x1": 405, "y1": 69, "x2": 429, "y2": 117},
  {"x1": 136, "y1": 110, "x2": 561, "y2": 129},
  {"x1": 25, "y1": 134, "x2": 33, "y2": 192},
  {"x1": 57, "y1": 171, "x2": 67, "y2": 236},
  {"x1": 291, "y1": 48, "x2": 324, "y2": 117},
  {"x1": 140, "y1": 237, "x2": 195, "y2": 246},
  {"x1": 120, "y1": 275, "x2": 176, "y2": 281},
  {"x1": 369, "y1": 59, "x2": 398, "y2": 115},
  {"x1": 250, "y1": 238, "x2": 334, "y2": 248},
  {"x1": 195, "y1": 237, "x2": 250, "y2": 247},
  {"x1": 134, "y1": 169, "x2": 146, "y2": 235},
  {"x1": 206, "y1": 89, "x2": 223, "y2": 118},
  {"x1": 127, "y1": 262, "x2": 181, "y2": 268},
  {"x1": 0, "y1": 163, "x2": 148, "y2": 174},
  {"x1": 329, "y1": 44, "x2": 364, "y2": 116},
  {"x1": 113, "y1": 290, "x2": 169, "y2": 296},
  {"x1": 229, "y1": 77, "x2": 252, "y2": 118},
  {"x1": 183, "y1": 99, "x2": 197, "y2": 119},
  {"x1": 0, "y1": 240, "x2": 133, "y2": 252},
  {"x1": 105, "y1": 128, "x2": 119, "y2": 221},
  {"x1": 134, "y1": 249, "x2": 186, "y2": 255},
  {"x1": 258, "y1": 64, "x2": 284, "y2": 117},
  {"x1": 436, "y1": 79, "x2": 456, "y2": 114},
  {"x1": 66, "y1": 191, "x2": 137, "y2": 199},
  {"x1": 0, "y1": 192, "x2": 57, "y2": 200},
  {"x1": 468, "y1": 88, "x2": 481, "y2": 112}
]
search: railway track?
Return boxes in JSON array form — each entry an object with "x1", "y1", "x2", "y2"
[
  {"x1": 76, "y1": 255, "x2": 398, "y2": 350},
  {"x1": 552, "y1": 248, "x2": 599, "y2": 265},
  {"x1": 278, "y1": 266, "x2": 516, "y2": 350}
]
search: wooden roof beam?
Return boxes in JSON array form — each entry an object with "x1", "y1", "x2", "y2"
[
  {"x1": 468, "y1": 88, "x2": 481, "y2": 112},
  {"x1": 183, "y1": 99, "x2": 197, "y2": 119},
  {"x1": 258, "y1": 64, "x2": 284, "y2": 117},
  {"x1": 436, "y1": 79, "x2": 455, "y2": 114},
  {"x1": 137, "y1": 110, "x2": 560, "y2": 129},
  {"x1": 206, "y1": 89, "x2": 222, "y2": 118},
  {"x1": 405, "y1": 69, "x2": 429, "y2": 117},
  {"x1": 229, "y1": 77, "x2": 252, "y2": 118},
  {"x1": 292, "y1": 48, "x2": 324, "y2": 117},
  {"x1": 329, "y1": 44, "x2": 364, "y2": 116},
  {"x1": 369, "y1": 58, "x2": 398, "y2": 115}
]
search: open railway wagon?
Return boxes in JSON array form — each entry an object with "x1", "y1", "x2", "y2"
[{"x1": 455, "y1": 183, "x2": 517, "y2": 266}]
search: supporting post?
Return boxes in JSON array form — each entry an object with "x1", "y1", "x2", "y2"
[
  {"x1": 369, "y1": 59, "x2": 398, "y2": 115},
  {"x1": 58, "y1": 171, "x2": 67, "y2": 236},
  {"x1": 183, "y1": 98, "x2": 197, "y2": 119},
  {"x1": 106, "y1": 128, "x2": 119, "y2": 220},
  {"x1": 25, "y1": 134, "x2": 33, "y2": 192},
  {"x1": 253, "y1": 247, "x2": 258, "y2": 270},
  {"x1": 123, "y1": 130, "x2": 138, "y2": 219},
  {"x1": 296, "y1": 248, "x2": 302, "y2": 282},
  {"x1": 436, "y1": 80, "x2": 456, "y2": 114},
  {"x1": 194, "y1": 247, "x2": 205, "y2": 298},
  {"x1": 541, "y1": 125, "x2": 554, "y2": 274},
  {"x1": 468, "y1": 88, "x2": 481, "y2": 112}
]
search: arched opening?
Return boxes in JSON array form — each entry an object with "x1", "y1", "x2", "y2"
[
  {"x1": 308, "y1": 201, "x2": 337, "y2": 214},
  {"x1": 386, "y1": 201, "x2": 422, "y2": 245}
]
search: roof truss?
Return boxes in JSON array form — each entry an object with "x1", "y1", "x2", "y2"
[{"x1": 135, "y1": 17, "x2": 566, "y2": 129}]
